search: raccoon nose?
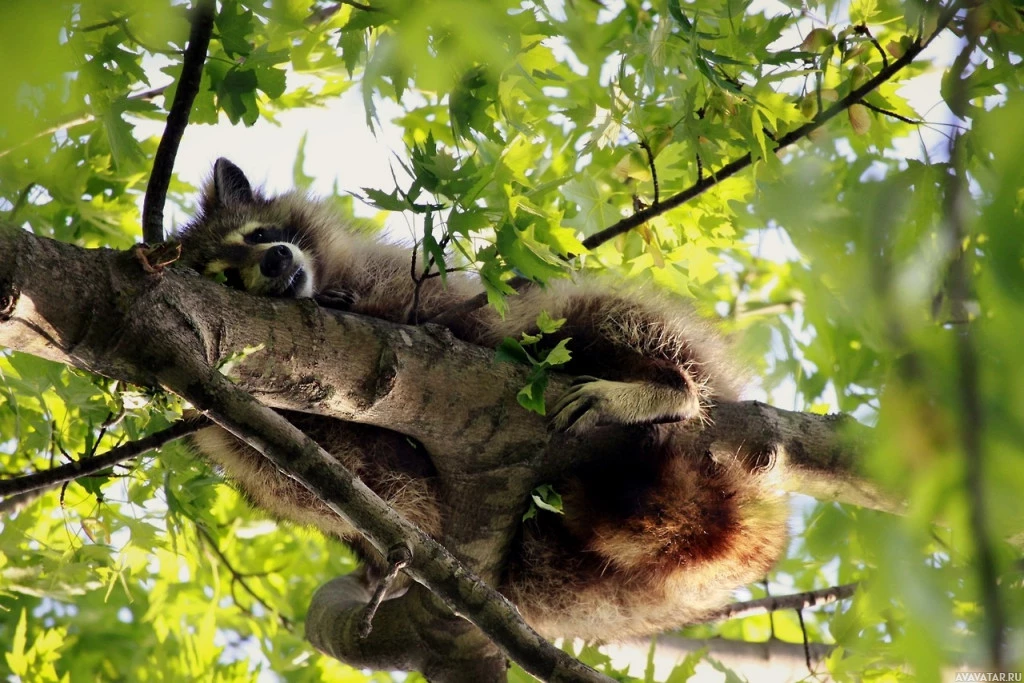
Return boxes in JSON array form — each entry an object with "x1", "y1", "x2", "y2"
[{"x1": 261, "y1": 245, "x2": 293, "y2": 278}]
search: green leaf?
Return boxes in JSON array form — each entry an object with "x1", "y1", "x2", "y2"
[
  {"x1": 495, "y1": 338, "x2": 532, "y2": 365},
  {"x1": 215, "y1": 0, "x2": 255, "y2": 56},
  {"x1": 516, "y1": 368, "x2": 549, "y2": 415},
  {"x1": 530, "y1": 484, "x2": 564, "y2": 514},
  {"x1": 542, "y1": 338, "x2": 572, "y2": 367},
  {"x1": 667, "y1": 0, "x2": 694, "y2": 32},
  {"x1": 535, "y1": 310, "x2": 565, "y2": 334},
  {"x1": 217, "y1": 66, "x2": 260, "y2": 125},
  {"x1": 361, "y1": 187, "x2": 411, "y2": 211}
]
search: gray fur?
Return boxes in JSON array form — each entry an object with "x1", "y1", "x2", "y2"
[{"x1": 176, "y1": 159, "x2": 788, "y2": 640}]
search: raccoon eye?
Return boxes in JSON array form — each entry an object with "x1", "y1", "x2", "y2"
[{"x1": 245, "y1": 228, "x2": 268, "y2": 244}]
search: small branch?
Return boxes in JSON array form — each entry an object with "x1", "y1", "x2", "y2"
[
  {"x1": 638, "y1": 138, "x2": 660, "y2": 206},
  {"x1": 78, "y1": 15, "x2": 132, "y2": 32},
  {"x1": 359, "y1": 544, "x2": 412, "y2": 637},
  {"x1": 8, "y1": 183, "x2": 36, "y2": 221},
  {"x1": 796, "y1": 608, "x2": 813, "y2": 674},
  {"x1": 854, "y1": 24, "x2": 890, "y2": 68},
  {"x1": 0, "y1": 417, "x2": 209, "y2": 499},
  {"x1": 195, "y1": 523, "x2": 294, "y2": 629},
  {"x1": 696, "y1": 583, "x2": 859, "y2": 623},
  {"x1": 0, "y1": 86, "x2": 168, "y2": 161},
  {"x1": 171, "y1": 368, "x2": 610, "y2": 682},
  {"x1": 426, "y1": 0, "x2": 965, "y2": 326},
  {"x1": 141, "y1": 0, "x2": 216, "y2": 244},
  {"x1": 860, "y1": 101, "x2": 921, "y2": 125},
  {"x1": 0, "y1": 490, "x2": 45, "y2": 515},
  {"x1": 579, "y1": 0, "x2": 964, "y2": 252}
]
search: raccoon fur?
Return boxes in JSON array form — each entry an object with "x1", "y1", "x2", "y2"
[{"x1": 176, "y1": 158, "x2": 788, "y2": 640}]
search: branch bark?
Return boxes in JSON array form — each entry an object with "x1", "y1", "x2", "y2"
[
  {"x1": 0, "y1": 226, "x2": 891, "y2": 678},
  {"x1": 696, "y1": 583, "x2": 859, "y2": 624}
]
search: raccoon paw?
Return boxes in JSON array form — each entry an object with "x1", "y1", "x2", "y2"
[
  {"x1": 315, "y1": 288, "x2": 359, "y2": 311},
  {"x1": 549, "y1": 377, "x2": 619, "y2": 433},
  {"x1": 549, "y1": 377, "x2": 702, "y2": 433}
]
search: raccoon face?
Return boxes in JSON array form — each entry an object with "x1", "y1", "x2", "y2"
[
  {"x1": 180, "y1": 158, "x2": 317, "y2": 299},
  {"x1": 203, "y1": 221, "x2": 315, "y2": 299}
]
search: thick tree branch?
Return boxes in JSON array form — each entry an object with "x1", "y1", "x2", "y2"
[
  {"x1": 0, "y1": 226, "x2": 892, "y2": 678},
  {"x1": 141, "y1": 0, "x2": 216, "y2": 244},
  {"x1": 152, "y1": 321, "x2": 612, "y2": 682},
  {"x1": 0, "y1": 225, "x2": 609, "y2": 682}
]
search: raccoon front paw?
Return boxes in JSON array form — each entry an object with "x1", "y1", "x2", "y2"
[
  {"x1": 549, "y1": 377, "x2": 702, "y2": 433},
  {"x1": 549, "y1": 377, "x2": 619, "y2": 433},
  {"x1": 315, "y1": 288, "x2": 359, "y2": 311}
]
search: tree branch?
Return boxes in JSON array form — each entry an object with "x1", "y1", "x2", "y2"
[
  {"x1": 0, "y1": 224, "x2": 610, "y2": 682},
  {"x1": 0, "y1": 226, "x2": 894, "y2": 678},
  {"x1": 195, "y1": 522, "x2": 295, "y2": 629},
  {"x1": 696, "y1": 583, "x2": 859, "y2": 623},
  {"x1": 0, "y1": 417, "x2": 209, "y2": 500},
  {"x1": 428, "y1": 0, "x2": 965, "y2": 328},
  {"x1": 581, "y1": 0, "x2": 963, "y2": 252},
  {"x1": 157, "y1": 338, "x2": 611, "y2": 682},
  {"x1": 141, "y1": 0, "x2": 216, "y2": 244}
]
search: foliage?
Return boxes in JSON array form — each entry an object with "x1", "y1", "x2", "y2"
[{"x1": 1, "y1": 0, "x2": 1023, "y2": 680}]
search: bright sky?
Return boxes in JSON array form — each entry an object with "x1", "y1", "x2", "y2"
[
  {"x1": 131, "y1": 86, "x2": 409, "y2": 234},
  {"x1": 129, "y1": 2, "x2": 963, "y2": 241}
]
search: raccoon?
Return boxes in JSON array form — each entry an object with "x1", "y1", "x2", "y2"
[{"x1": 176, "y1": 158, "x2": 788, "y2": 640}]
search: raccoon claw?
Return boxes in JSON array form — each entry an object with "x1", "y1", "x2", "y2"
[
  {"x1": 549, "y1": 377, "x2": 609, "y2": 433},
  {"x1": 315, "y1": 288, "x2": 359, "y2": 310},
  {"x1": 550, "y1": 378, "x2": 702, "y2": 432}
]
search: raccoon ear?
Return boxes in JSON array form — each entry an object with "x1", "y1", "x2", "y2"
[{"x1": 206, "y1": 158, "x2": 254, "y2": 210}]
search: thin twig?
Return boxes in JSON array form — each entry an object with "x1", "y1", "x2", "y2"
[
  {"x1": 0, "y1": 87, "x2": 167, "y2": 161},
  {"x1": 0, "y1": 417, "x2": 209, "y2": 499},
  {"x1": 309, "y1": 0, "x2": 378, "y2": 23},
  {"x1": 695, "y1": 582, "x2": 859, "y2": 623},
  {"x1": 638, "y1": 138, "x2": 660, "y2": 206},
  {"x1": 861, "y1": 101, "x2": 921, "y2": 125},
  {"x1": 141, "y1": 0, "x2": 216, "y2": 244},
  {"x1": 78, "y1": 15, "x2": 132, "y2": 32},
  {"x1": 359, "y1": 544, "x2": 412, "y2": 637},
  {"x1": 0, "y1": 490, "x2": 45, "y2": 515},
  {"x1": 796, "y1": 607, "x2": 813, "y2": 674},
  {"x1": 854, "y1": 24, "x2": 890, "y2": 68},
  {"x1": 8, "y1": 183, "x2": 36, "y2": 221},
  {"x1": 195, "y1": 523, "x2": 294, "y2": 629}
]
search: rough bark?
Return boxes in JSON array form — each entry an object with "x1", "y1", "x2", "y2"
[{"x1": 0, "y1": 226, "x2": 895, "y2": 679}]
